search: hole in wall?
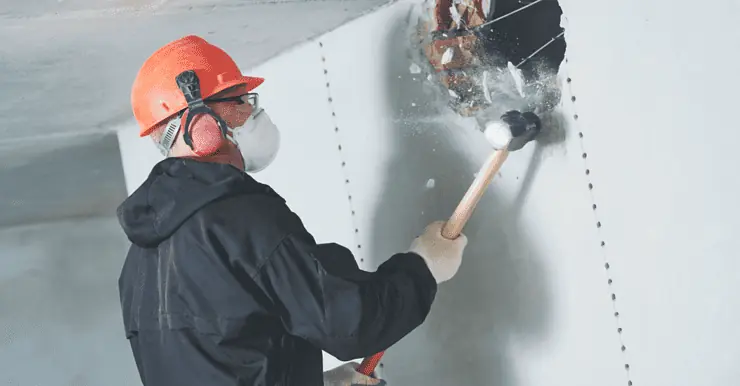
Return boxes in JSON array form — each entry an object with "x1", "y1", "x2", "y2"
[
  {"x1": 479, "y1": 0, "x2": 567, "y2": 73},
  {"x1": 415, "y1": 0, "x2": 567, "y2": 115},
  {"x1": 477, "y1": 0, "x2": 568, "y2": 109}
]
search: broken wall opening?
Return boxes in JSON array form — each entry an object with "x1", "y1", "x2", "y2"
[
  {"x1": 480, "y1": 0, "x2": 566, "y2": 80},
  {"x1": 411, "y1": 0, "x2": 567, "y2": 117},
  {"x1": 477, "y1": 0, "x2": 568, "y2": 122}
]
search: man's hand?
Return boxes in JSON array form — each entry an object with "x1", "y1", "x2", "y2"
[
  {"x1": 409, "y1": 220, "x2": 468, "y2": 284},
  {"x1": 323, "y1": 362, "x2": 387, "y2": 386}
]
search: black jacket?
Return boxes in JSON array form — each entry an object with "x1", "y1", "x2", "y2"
[{"x1": 116, "y1": 158, "x2": 437, "y2": 386}]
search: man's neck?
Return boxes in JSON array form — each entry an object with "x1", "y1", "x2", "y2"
[{"x1": 179, "y1": 148, "x2": 245, "y2": 171}]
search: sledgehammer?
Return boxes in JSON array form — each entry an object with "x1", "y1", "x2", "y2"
[{"x1": 357, "y1": 110, "x2": 542, "y2": 376}]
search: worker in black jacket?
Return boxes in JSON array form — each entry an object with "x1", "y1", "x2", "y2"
[{"x1": 117, "y1": 35, "x2": 468, "y2": 386}]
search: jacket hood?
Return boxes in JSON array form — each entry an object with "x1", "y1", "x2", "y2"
[{"x1": 117, "y1": 158, "x2": 279, "y2": 247}]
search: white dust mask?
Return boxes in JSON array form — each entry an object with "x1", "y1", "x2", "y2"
[{"x1": 228, "y1": 107, "x2": 281, "y2": 173}]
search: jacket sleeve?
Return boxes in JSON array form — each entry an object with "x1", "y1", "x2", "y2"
[{"x1": 254, "y1": 223, "x2": 438, "y2": 361}]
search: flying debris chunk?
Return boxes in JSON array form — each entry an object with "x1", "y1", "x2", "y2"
[
  {"x1": 441, "y1": 47, "x2": 455, "y2": 65},
  {"x1": 506, "y1": 62, "x2": 526, "y2": 98},
  {"x1": 450, "y1": 5, "x2": 462, "y2": 27}
]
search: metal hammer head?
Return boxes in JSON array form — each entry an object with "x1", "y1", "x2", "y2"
[{"x1": 483, "y1": 110, "x2": 542, "y2": 151}]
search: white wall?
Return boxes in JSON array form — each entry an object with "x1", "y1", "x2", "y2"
[
  {"x1": 117, "y1": 0, "x2": 740, "y2": 385},
  {"x1": 0, "y1": 217, "x2": 139, "y2": 385},
  {"x1": 557, "y1": 0, "x2": 740, "y2": 384}
]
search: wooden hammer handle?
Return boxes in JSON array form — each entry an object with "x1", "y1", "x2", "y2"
[
  {"x1": 442, "y1": 149, "x2": 510, "y2": 238},
  {"x1": 358, "y1": 149, "x2": 510, "y2": 376}
]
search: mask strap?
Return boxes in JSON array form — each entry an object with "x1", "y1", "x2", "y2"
[{"x1": 174, "y1": 70, "x2": 231, "y2": 151}]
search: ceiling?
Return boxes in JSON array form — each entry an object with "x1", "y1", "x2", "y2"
[{"x1": 0, "y1": 0, "x2": 388, "y2": 228}]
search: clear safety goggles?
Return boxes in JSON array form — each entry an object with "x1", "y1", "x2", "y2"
[{"x1": 206, "y1": 92, "x2": 259, "y2": 110}]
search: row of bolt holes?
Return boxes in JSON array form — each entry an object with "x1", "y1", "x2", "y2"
[
  {"x1": 569, "y1": 77, "x2": 631, "y2": 385},
  {"x1": 321, "y1": 42, "x2": 384, "y2": 368},
  {"x1": 568, "y1": 78, "x2": 606, "y2": 245},
  {"x1": 334, "y1": 119, "x2": 363, "y2": 261},
  {"x1": 320, "y1": 51, "x2": 365, "y2": 263},
  {"x1": 321, "y1": 44, "x2": 382, "y2": 369}
]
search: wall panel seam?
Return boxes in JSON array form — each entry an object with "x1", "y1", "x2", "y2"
[
  {"x1": 316, "y1": 40, "x2": 367, "y2": 264},
  {"x1": 316, "y1": 37, "x2": 385, "y2": 372},
  {"x1": 563, "y1": 58, "x2": 633, "y2": 385}
]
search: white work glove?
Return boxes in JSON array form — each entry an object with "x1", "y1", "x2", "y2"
[
  {"x1": 409, "y1": 221, "x2": 468, "y2": 284},
  {"x1": 323, "y1": 362, "x2": 386, "y2": 386}
]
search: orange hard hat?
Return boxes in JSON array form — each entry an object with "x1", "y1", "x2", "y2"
[{"x1": 131, "y1": 35, "x2": 264, "y2": 137}]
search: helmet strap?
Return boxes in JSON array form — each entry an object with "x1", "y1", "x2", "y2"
[
  {"x1": 156, "y1": 116, "x2": 181, "y2": 156},
  {"x1": 174, "y1": 70, "x2": 230, "y2": 152}
]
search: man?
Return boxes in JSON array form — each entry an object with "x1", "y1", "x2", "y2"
[{"x1": 116, "y1": 35, "x2": 468, "y2": 386}]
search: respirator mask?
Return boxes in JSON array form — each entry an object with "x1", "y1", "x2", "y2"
[
  {"x1": 156, "y1": 70, "x2": 280, "y2": 173},
  {"x1": 228, "y1": 99, "x2": 281, "y2": 173}
]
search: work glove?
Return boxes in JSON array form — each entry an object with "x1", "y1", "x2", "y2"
[
  {"x1": 323, "y1": 362, "x2": 386, "y2": 386},
  {"x1": 409, "y1": 220, "x2": 468, "y2": 284}
]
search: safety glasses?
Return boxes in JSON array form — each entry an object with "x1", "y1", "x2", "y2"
[{"x1": 207, "y1": 92, "x2": 259, "y2": 110}]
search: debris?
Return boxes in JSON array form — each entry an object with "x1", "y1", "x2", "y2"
[
  {"x1": 450, "y1": 5, "x2": 462, "y2": 27},
  {"x1": 482, "y1": 70, "x2": 493, "y2": 103},
  {"x1": 506, "y1": 61, "x2": 526, "y2": 98},
  {"x1": 426, "y1": 178, "x2": 436, "y2": 189},
  {"x1": 441, "y1": 47, "x2": 455, "y2": 65},
  {"x1": 409, "y1": 62, "x2": 422, "y2": 74}
]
